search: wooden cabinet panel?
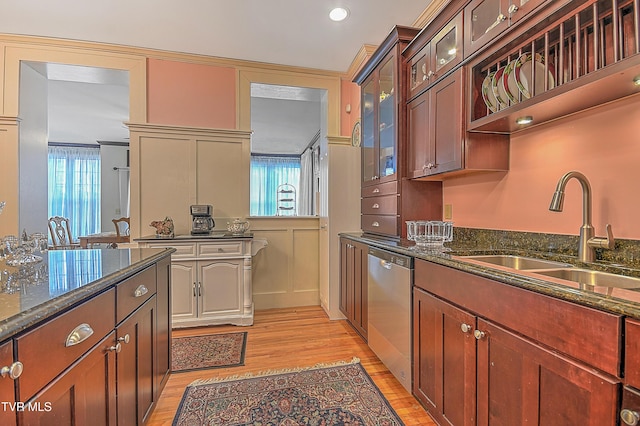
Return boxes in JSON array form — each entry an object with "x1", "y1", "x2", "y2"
[
  {"x1": 430, "y1": 68, "x2": 464, "y2": 175},
  {"x1": 360, "y1": 194, "x2": 397, "y2": 215},
  {"x1": 21, "y1": 332, "x2": 117, "y2": 426},
  {"x1": 198, "y1": 241, "x2": 244, "y2": 257},
  {"x1": 361, "y1": 214, "x2": 397, "y2": 236},
  {"x1": 170, "y1": 261, "x2": 198, "y2": 321},
  {"x1": 415, "y1": 259, "x2": 622, "y2": 377},
  {"x1": 0, "y1": 340, "x2": 17, "y2": 426},
  {"x1": 626, "y1": 318, "x2": 640, "y2": 388},
  {"x1": 361, "y1": 180, "x2": 397, "y2": 198},
  {"x1": 155, "y1": 257, "x2": 171, "y2": 396},
  {"x1": 477, "y1": 319, "x2": 619, "y2": 426},
  {"x1": 413, "y1": 288, "x2": 476, "y2": 425},
  {"x1": 116, "y1": 266, "x2": 156, "y2": 324},
  {"x1": 621, "y1": 386, "x2": 640, "y2": 426},
  {"x1": 199, "y1": 260, "x2": 243, "y2": 316},
  {"x1": 339, "y1": 238, "x2": 368, "y2": 340},
  {"x1": 117, "y1": 297, "x2": 156, "y2": 426},
  {"x1": 16, "y1": 288, "x2": 116, "y2": 401},
  {"x1": 407, "y1": 91, "x2": 431, "y2": 179}
]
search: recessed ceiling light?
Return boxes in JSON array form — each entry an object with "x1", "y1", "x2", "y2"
[{"x1": 329, "y1": 7, "x2": 349, "y2": 22}]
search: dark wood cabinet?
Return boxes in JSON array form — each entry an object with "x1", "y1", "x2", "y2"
[
  {"x1": 155, "y1": 257, "x2": 171, "y2": 397},
  {"x1": 0, "y1": 340, "x2": 17, "y2": 426},
  {"x1": 21, "y1": 333, "x2": 117, "y2": 426},
  {"x1": 116, "y1": 296, "x2": 156, "y2": 425},
  {"x1": 414, "y1": 259, "x2": 623, "y2": 425},
  {"x1": 339, "y1": 237, "x2": 368, "y2": 340}
]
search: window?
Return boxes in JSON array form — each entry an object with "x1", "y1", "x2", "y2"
[
  {"x1": 48, "y1": 145, "x2": 101, "y2": 239},
  {"x1": 250, "y1": 155, "x2": 300, "y2": 216}
]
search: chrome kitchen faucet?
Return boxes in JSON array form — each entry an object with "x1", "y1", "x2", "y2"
[{"x1": 549, "y1": 171, "x2": 614, "y2": 263}]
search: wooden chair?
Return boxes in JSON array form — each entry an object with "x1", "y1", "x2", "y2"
[
  {"x1": 48, "y1": 216, "x2": 81, "y2": 249},
  {"x1": 111, "y1": 217, "x2": 130, "y2": 248}
]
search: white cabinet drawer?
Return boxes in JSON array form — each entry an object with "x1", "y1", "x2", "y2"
[
  {"x1": 144, "y1": 242, "x2": 196, "y2": 259},
  {"x1": 198, "y1": 242, "x2": 244, "y2": 257}
]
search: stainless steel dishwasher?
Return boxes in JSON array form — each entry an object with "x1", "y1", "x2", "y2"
[{"x1": 368, "y1": 246, "x2": 413, "y2": 392}]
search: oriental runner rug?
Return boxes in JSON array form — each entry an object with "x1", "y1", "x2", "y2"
[
  {"x1": 172, "y1": 358, "x2": 404, "y2": 425},
  {"x1": 172, "y1": 332, "x2": 247, "y2": 373}
]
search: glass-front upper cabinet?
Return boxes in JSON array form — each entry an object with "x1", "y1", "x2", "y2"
[
  {"x1": 408, "y1": 12, "x2": 463, "y2": 100},
  {"x1": 378, "y1": 57, "x2": 396, "y2": 179},
  {"x1": 465, "y1": 0, "x2": 547, "y2": 56},
  {"x1": 361, "y1": 80, "x2": 376, "y2": 184}
]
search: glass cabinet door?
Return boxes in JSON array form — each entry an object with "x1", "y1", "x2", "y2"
[
  {"x1": 361, "y1": 79, "x2": 376, "y2": 183},
  {"x1": 409, "y1": 44, "x2": 431, "y2": 99},
  {"x1": 465, "y1": 0, "x2": 509, "y2": 55},
  {"x1": 378, "y1": 57, "x2": 396, "y2": 179}
]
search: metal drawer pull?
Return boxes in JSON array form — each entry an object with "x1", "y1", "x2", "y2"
[
  {"x1": 372, "y1": 188, "x2": 380, "y2": 193},
  {"x1": 372, "y1": 203, "x2": 380, "y2": 209},
  {"x1": 621, "y1": 409, "x2": 640, "y2": 425},
  {"x1": 118, "y1": 334, "x2": 130, "y2": 344},
  {"x1": 108, "y1": 343, "x2": 122, "y2": 353},
  {"x1": 134, "y1": 284, "x2": 148, "y2": 297},
  {"x1": 65, "y1": 323, "x2": 94, "y2": 347},
  {"x1": 0, "y1": 362, "x2": 23, "y2": 380},
  {"x1": 372, "y1": 221, "x2": 380, "y2": 227},
  {"x1": 218, "y1": 248, "x2": 224, "y2": 252}
]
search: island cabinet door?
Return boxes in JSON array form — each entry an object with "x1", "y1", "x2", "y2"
[
  {"x1": 413, "y1": 288, "x2": 477, "y2": 426},
  {"x1": 20, "y1": 332, "x2": 117, "y2": 426},
  {"x1": 116, "y1": 296, "x2": 156, "y2": 426},
  {"x1": 476, "y1": 319, "x2": 620, "y2": 426},
  {"x1": 0, "y1": 340, "x2": 17, "y2": 426},
  {"x1": 198, "y1": 259, "x2": 243, "y2": 317},
  {"x1": 170, "y1": 261, "x2": 198, "y2": 322}
]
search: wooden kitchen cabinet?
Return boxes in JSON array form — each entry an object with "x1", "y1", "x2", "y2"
[
  {"x1": 116, "y1": 296, "x2": 156, "y2": 425},
  {"x1": 0, "y1": 340, "x2": 17, "y2": 426},
  {"x1": 339, "y1": 237, "x2": 368, "y2": 340},
  {"x1": 414, "y1": 259, "x2": 623, "y2": 425},
  {"x1": 407, "y1": 67, "x2": 508, "y2": 179},
  {"x1": 464, "y1": 0, "x2": 548, "y2": 56},
  {"x1": 155, "y1": 256, "x2": 171, "y2": 396},
  {"x1": 140, "y1": 238, "x2": 255, "y2": 327},
  {"x1": 21, "y1": 333, "x2": 117, "y2": 426}
]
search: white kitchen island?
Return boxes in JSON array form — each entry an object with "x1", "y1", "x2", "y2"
[{"x1": 137, "y1": 233, "x2": 267, "y2": 327}]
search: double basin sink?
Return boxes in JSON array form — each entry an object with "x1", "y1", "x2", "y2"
[{"x1": 459, "y1": 254, "x2": 640, "y2": 290}]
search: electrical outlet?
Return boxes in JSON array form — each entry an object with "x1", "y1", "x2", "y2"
[{"x1": 444, "y1": 204, "x2": 452, "y2": 220}]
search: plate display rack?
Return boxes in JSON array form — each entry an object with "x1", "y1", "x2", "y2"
[
  {"x1": 276, "y1": 184, "x2": 296, "y2": 216},
  {"x1": 470, "y1": 0, "x2": 639, "y2": 129}
]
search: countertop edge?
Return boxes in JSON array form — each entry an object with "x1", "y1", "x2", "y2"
[
  {"x1": 341, "y1": 233, "x2": 640, "y2": 319},
  {"x1": 0, "y1": 248, "x2": 175, "y2": 342}
]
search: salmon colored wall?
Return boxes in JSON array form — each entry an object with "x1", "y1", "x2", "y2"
[
  {"x1": 340, "y1": 78, "x2": 361, "y2": 137},
  {"x1": 444, "y1": 94, "x2": 640, "y2": 240},
  {"x1": 147, "y1": 58, "x2": 236, "y2": 129}
]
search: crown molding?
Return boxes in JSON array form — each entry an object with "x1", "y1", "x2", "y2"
[{"x1": 412, "y1": 0, "x2": 452, "y2": 29}]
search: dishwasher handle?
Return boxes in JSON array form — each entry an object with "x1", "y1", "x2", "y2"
[{"x1": 380, "y1": 259, "x2": 393, "y2": 270}]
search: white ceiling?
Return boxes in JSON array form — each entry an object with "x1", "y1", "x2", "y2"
[
  {"x1": 3, "y1": 1, "x2": 429, "y2": 72},
  {"x1": 11, "y1": 1, "x2": 430, "y2": 152}
]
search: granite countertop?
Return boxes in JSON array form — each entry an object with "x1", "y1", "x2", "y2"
[
  {"x1": 0, "y1": 247, "x2": 174, "y2": 342},
  {"x1": 341, "y1": 232, "x2": 640, "y2": 320},
  {"x1": 135, "y1": 232, "x2": 254, "y2": 242}
]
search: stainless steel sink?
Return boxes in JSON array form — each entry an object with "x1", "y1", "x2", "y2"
[
  {"x1": 460, "y1": 255, "x2": 573, "y2": 270},
  {"x1": 533, "y1": 268, "x2": 640, "y2": 289}
]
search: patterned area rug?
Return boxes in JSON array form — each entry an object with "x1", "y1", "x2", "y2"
[
  {"x1": 172, "y1": 359, "x2": 405, "y2": 425},
  {"x1": 172, "y1": 332, "x2": 247, "y2": 373}
]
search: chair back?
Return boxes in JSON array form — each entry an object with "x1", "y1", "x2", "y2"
[
  {"x1": 48, "y1": 216, "x2": 79, "y2": 249},
  {"x1": 112, "y1": 217, "x2": 130, "y2": 238}
]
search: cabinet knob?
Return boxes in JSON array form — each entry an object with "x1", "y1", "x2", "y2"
[
  {"x1": 118, "y1": 334, "x2": 130, "y2": 344},
  {"x1": 508, "y1": 4, "x2": 519, "y2": 14},
  {"x1": 372, "y1": 188, "x2": 380, "y2": 193},
  {"x1": 460, "y1": 323, "x2": 473, "y2": 333},
  {"x1": 108, "y1": 343, "x2": 122, "y2": 353},
  {"x1": 0, "y1": 362, "x2": 23, "y2": 380},
  {"x1": 372, "y1": 203, "x2": 380, "y2": 209},
  {"x1": 372, "y1": 221, "x2": 380, "y2": 227},
  {"x1": 621, "y1": 409, "x2": 640, "y2": 426},
  {"x1": 427, "y1": 70, "x2": 435, "y2": 80},
  {"x1": 473, "y1": 329, "x2": 486, "y2": 340}
]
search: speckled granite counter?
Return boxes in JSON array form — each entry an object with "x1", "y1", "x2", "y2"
[
  {"x1": 341, "y1": 232, "x2": 640, "y2": 319},
  {"x1": 0, "y1": 247, "x2": 174, "y2": 342}
]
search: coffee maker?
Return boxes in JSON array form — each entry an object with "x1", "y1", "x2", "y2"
[{"x1": 190, "y1": 205, "x2": 215, "y2": 235}]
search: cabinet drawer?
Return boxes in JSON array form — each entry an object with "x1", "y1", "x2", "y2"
[
  {"x1": 117, "y1": 266, "x2": 157, "y2": 324},
  {"x1": 361, "y1": 214, "x2": 397, "y2": 236},
  {"x1": 154, "y1": 243, "x2": 196, "y2": 259},
  {"x1": 626, "y1": 318, "x2": 640, "y2": 387},
  {"x1": 16, "y1": 288, "x2": 116, "y2": 400},
  {"x1": 198, "y1": 242, "x2": 243, "y2": 257},
  {"x1": 415, "y1": 260, "x2": 622, "y2": 377},
  {"x1": 361, "y1": 181, "x2": 397, "y2": 198},
  {"x1": 361, "y1": 194, "x2": 398, "y2": 215}
]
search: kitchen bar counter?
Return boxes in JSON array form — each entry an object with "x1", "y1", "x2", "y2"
[
  {"x1": 341, "y1": 232, "x2": 640, "y2": 319},
  {"x1": 0, "y1": 247, "x2": 174, "y2": 341}
]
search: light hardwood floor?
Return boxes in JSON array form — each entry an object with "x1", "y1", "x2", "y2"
[{"x1": 148, "y1": 306, "x2": 437, "y2": 425}]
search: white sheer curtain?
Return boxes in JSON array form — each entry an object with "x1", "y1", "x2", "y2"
[
  {"x1": 250, "y1": 155, "x2": 300, "y2": 216},
  {"x1": 298, "y1": 149, "x2": 313, "y2": 216},
  {"x1": 48, "y1": 145, "x2": 101, "y2": 239}
]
